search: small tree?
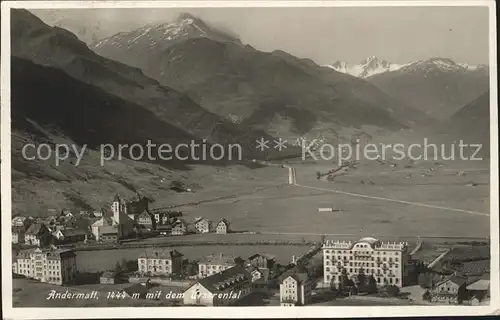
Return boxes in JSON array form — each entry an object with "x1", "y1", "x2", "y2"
[
  {"x1": 357, "y1": 268, "x2": 367, "y2": 290},
  {"x1": 338, "y1": 268, "x2": 348, "y2": 293},
  {"x1": 114, "y1": 262, "x2": 123, "y2": 274},
  {"x1": 385, "y1": 285, "x2": 400, "y2": 297},
  {"x1": 316, "y1": 171, "x2": 321, "y2": 179},
  {"x1": 271, "y1": 263, "x2": 282, "y2": 277},
  {"x1": 329, "y1": 277, "x2": 337, "y2": 292},
  {"x1": 296, "y1": 263, "x2": 308, "y2": 274},
  {"x1": 366, "y1": 275, "x2": 378, "y2": 294},
  {"x1": 345, "y1": 279, "x2": 356, "y2": 295},
  {"x1": 422, "y1": 290, "x2": 432, "y2": 302},
  {"x1": 120, "y1": 258, "x2": 129, "y2": 272}
]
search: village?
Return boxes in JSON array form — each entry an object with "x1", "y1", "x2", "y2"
[{"x1": 11, "y1": 193, "x2": 491, "y2": 307}]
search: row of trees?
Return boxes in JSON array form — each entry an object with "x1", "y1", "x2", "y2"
[
  {"x1": 329, "y1": 268, "x2": 399, "y2": 297},
  {"x1": 114, "y1": 258, "x2": 138, "y2": 274}
]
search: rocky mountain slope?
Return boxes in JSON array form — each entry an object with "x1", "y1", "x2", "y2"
[
  {"x1": 92, "y1": 13, "x2": 242, "y2": 71},
  {"x1": 10, "y1": 9, "x2": 299, "y2": 215},
  {"x1": 12, "y1": 9, "x2": 292, "y2": 161},
  {"x1": 435, "y1": 91, "x2": 490, "y2": 157},
  {"x1": 329, "y1": 57, "x2": 489, "y2": 120},
  {"x1": 11, "y1": 57, "x2": 195, "y2": 215},
  {"x1": 91, "y1": 14, "x2": 433, "y2": 138}
]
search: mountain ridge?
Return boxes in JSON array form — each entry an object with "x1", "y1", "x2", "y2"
[
  {"x1": 91, "y1": 18, "x2": 435, "y2": 138},
  {"x1": 434, "y1": 91, "x2": 490, "y2": 157},
  {"x1": 326, "y1": 56, "x2": 488, "y2": 79},
  {"x1": 12, "y1": 9, "x2": 295, "y2": 161},
  {"x1": 365, "y1": 57, "x2": 489, "y2": 120}
]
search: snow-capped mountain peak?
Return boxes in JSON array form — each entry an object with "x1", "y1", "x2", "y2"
[
  {"x1": 328, "y1": 60, "x2": 349, "y2": 73},
  {"x1": 325, "y1": 56, "x2": 488, "y2": 78},
  {"x1": 92, "y1": 13, "x2": 241, "y2": 49},
  {"x1": 401, "y1": 57, "x2": 489, "y2": 74},
  {"x1": 326, "y1": 56, "x2": 402, "y2": 78}
]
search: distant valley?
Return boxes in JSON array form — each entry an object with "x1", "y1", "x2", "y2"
[{"x1": 327, "y1": 56, "x2": 489, "y2": 120}]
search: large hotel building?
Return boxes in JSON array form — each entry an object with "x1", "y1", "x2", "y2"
[
  {"x1": 322, "y1": 237, "x2": 410, "y2": 287},
  {"x1": 13, "y1": 247, "x2": 77, "y2": 285}
]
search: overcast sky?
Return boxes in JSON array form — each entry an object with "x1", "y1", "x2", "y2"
[{"x1": 32, "y1": 6, "x2": 490, "y2": 65}]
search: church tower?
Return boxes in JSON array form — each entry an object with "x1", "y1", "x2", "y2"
[{"x1": 111, "y1": 195, "x2": 127, "y2": 224}]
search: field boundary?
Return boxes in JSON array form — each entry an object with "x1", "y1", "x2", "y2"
[{"x1": 292, "y1": 183, "x2": 489, "y2": 217}]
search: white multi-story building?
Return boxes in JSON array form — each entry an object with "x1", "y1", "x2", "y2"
[
  {"x1": 13, "y1": 247, "x2": 77, "y2": 285},
  {"x1": 137, "y1": 248, "x2": 184, "y2": 276},
  {"x1": 198, "y1": 254, "x2": 245, "y2": 278},
  {"x1": 322, "y1": 237, "x2": 410, "y2": 288},
  {"x1": 279, "y1": 272, "x2": 314, "y2": 306},
  {"x1": 194, "y1": 217, "x2": 212, "y2": 234}
]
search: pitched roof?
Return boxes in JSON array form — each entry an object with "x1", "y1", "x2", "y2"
[
  {"x1": 61, "y1": 228, "x2": 88, "y2": 237},
  {"x1": 173, "y1": 218, "x2": 188, "y2": 226},
  {"x1": 217, "y1": 218, "x2": 230, "y2": 227},
  {"x1": 25, "y1": 223, "x2": 46, "y2": 235},
  {"x1": 139, "y1": 248, "x2": 183, "y2": 260},
  {"x1": 138, "y1": 211, "x2": 151, "y2": 219},
  {"x1": 459, "y1": 259, "x2": 490, "y2": 275},
  {"x1": 196, "y1": 266, "x2": 250, "y2": 293},
  {"x1": 92, "y1": 216, "x2": 113, "y2": 227},
  {"x1": 199, "y1": 253, "x2": 243, "y2": 265},
  {"x1": 101, "y1": 271, "x2": 117, "y2": 278},
  {"x1": 16, "y1": 249, "x2": 33, "y2": 259},
  {"x1": 449, "y1": 275, "x2": 467, "y2": 286},
  {"x1": 46, "y1": 248, "x2": 77, "y2": 260},
  {"x1": 194, "y1": 217, "x2": 210, "y2": 224},
  {"x1": 437, "y1": 275, "x2": 467, "y2": 287},
  {"x1": 15, "y1": 248, "x2": 76, "y2": 260},
  {"x1": 248, "y1": 253, "x2": 276, "y2": 261},
  {"x1": 279, "y1": 270, "x2": 310, "y2": 284},
  {"x1": 247, "y1": 267, "x2": 270, "y2": 284},
  {"x1": 466, "y1": 274, "x2": 490, "y2": 291}
]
